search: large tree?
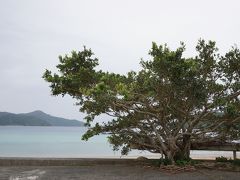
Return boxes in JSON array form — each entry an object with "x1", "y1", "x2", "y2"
[{"x1": 43, "y1": 40, "x2": 240, "y2": 163}]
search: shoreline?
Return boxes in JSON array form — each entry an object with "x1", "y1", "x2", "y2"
[
  {"x1": 0, "y1": 150, "x2": 239, "y2": 160},
  {"x1": 0, "y1": 150, "x2": 239, "y2": 166}
]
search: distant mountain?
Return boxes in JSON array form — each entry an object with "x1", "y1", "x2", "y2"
[{"x1": 0, "y1": 110, "x2": 84, "y2": 127}]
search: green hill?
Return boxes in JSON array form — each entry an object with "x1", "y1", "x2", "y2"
[{"x1": 0, "y1": 110, "x2": 84, "y2": 126}]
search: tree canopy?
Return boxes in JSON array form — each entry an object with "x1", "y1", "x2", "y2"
[{"x1": 43, "y1": 40, "x2": 240, "y2": 163}]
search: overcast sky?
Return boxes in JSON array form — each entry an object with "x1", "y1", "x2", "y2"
[{"x1": 0, "y1": 0, "x2": 239, "y2": 121}]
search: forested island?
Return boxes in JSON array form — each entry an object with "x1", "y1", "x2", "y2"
[{"x1": 0, "y1": 110, "x2": 84, "y2": 126}]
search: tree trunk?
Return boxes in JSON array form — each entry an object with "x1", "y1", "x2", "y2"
[
  {"x1": 165, "y1": 137, "x2": 179, "y2": 164},
  {"x1": 166, "y1": 151, "x2": 175, "y2": 165},
  {"x1": 182, "y1": 134, "x2": 191, "y2": 159},
  {"x1": 160, "y1": 135, "x2": 191, "y2": 163},
  {"x1": 174, "y1": 134, "x2": 191, "y2": 160}
]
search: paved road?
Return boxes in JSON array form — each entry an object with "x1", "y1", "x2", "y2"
[{"x1": 0, "y1": 165, "x2": 240, "y2": 180}]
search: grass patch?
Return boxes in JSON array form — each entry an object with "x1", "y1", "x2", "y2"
[
  {"x1": 216, "y1": 156, "x2": 240, "y2": 166},
  {"x1": 150, "y1": 158, "x2": 198, "y2": 167},
  {"x1": 216, "y1": 156, "x2": 228, "y2": 162},
  {"x1": 230, "y1": 159, "x2": 240, "y2": 166},
  {"x1": 175, "y1": 159, "x2": 198, "y2": 166}
]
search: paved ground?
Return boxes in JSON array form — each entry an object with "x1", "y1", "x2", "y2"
[{"x1": 0, "y1": 165, "x2": 240, "y2": 180}]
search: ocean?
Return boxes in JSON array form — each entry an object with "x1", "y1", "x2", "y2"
[
  {"x1": 0, "y1": 126, "x2": 238, "y2": 159},
  {"x1": 0, "y1": 126, "x2": 150, "y2": 158}
]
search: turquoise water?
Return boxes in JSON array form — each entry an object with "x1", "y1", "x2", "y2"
[
  {"x1": 0, "y1": 126, "x2": 239, "y2": 159},
  {"x1": 0, "y1": 126, "x2": 151, "y2": 158}
]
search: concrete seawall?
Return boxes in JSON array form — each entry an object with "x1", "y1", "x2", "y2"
[{"x1": 0, "y1": 158, "x2": 140, "y2": 166}]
